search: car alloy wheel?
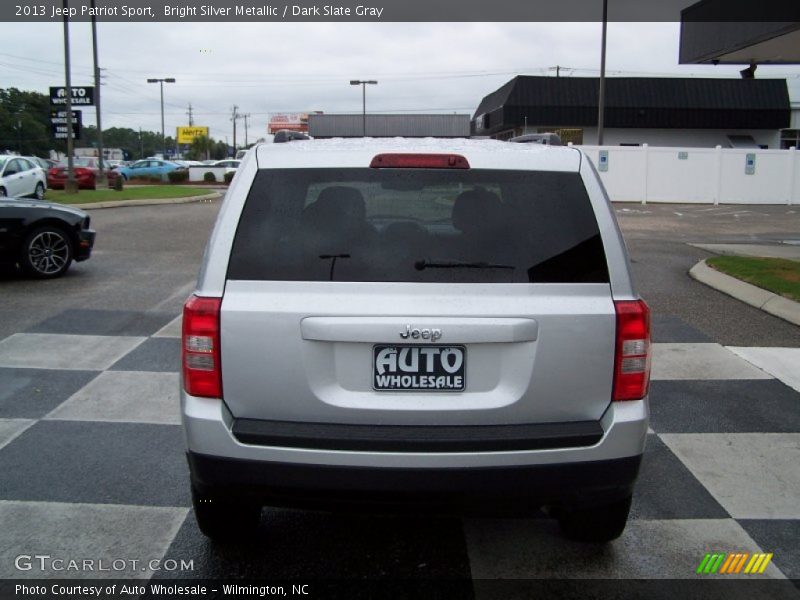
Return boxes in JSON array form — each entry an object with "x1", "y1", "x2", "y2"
[
  {"x1": 22, "y1": 227, "x2": 73, "y2": 278},
  {"x1": 34, "y1": 182, "x2": 45, "y2": 200},
  {"x1": 0, "y1": 187, "x2": 6, "y2": 197}
]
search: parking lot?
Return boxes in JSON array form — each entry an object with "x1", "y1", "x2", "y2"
[{"x1": 0, "y1": 201, "x2": 798, "y2": 596}]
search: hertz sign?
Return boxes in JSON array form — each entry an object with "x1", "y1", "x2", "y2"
[{"x1": 176, "y1": 126, "x2": 209, "y2": 144}]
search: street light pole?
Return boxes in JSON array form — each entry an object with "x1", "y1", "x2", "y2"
[
  {"x1": 350, "y1": 80, "x2": 377, "y2": 137},
  {"x1": 91, "y1": 0, "x2": 106, "y2": 187},
  {"x1": 146, "y1": 77, "x2": 175, "y2": 158},
  {"x1": 597, "y1": 0, "x2": 608, "y2": 146},
  {"x1": 62, "y1": 0, "x2": 77, "y2": 194}
]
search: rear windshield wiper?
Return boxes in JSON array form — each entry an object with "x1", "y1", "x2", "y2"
[
  {"x1": 319, "y1": 254, "x2": 350, "y2": 280},
  {"x1": 414, "y1": 260, "x2": 515, "y2": 271}
]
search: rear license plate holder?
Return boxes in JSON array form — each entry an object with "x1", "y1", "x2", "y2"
[{"x1": 373, "y1": 344, "x2": 466, "y2": 392}]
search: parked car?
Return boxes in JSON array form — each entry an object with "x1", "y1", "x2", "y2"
[
  {"x1": 0, "y1": 196, "x2": 95, "y2": 278},
  {"x1": 47, "y1": 157, "x2": 120, "y2": 190},
  {"x1": 181, "y1": 138, "x2": 651, "y2": 542},
  {"x1": 0, "y1": 156, "x2": 47, "y2": 200},
  {"x1": 27, "y1": 156, "x2": 60, "y2": 171},
  {"x1": 116, "y1": 159, "x2": 184, "y2": 181},
  {"x1": 211, "y1": 159, "x2": 241, "y2": 174}
]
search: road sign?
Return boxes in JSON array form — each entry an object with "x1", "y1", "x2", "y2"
[
  {"x1": 50, "y1": 109, "x2": 82, "y2": 140},
  {"x1": 50, "y1": 86, "x2": 95, "y2": 106}
]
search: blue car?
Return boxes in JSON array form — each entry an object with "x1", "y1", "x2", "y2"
[{"x1": 116, "y1": 159, "x2": 183, "y2": 181}]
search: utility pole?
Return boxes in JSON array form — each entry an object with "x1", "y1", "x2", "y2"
[
  {"x1": 231, "y1": 105, "x2": 239, "y2": 157},
  {"x1": 16, "y1": 112, "x2": 22, "y2": 154},
  {"x1": 90, "y1": 0, "x2": 106, "y2": 187},
  {"x1": 138, "y1": 126, "x2": 143, "y2": 158},
  {"x1": 62, "y1": 0, "x2": 77, "y2": 194},
  {"x1": 187, "y1": 103, "x2": 194, "y2": 126},
  {"x1": 597, "y1": 0, "x2": 608, "y2": 146},
  {"x1": 243, "y1": 113, "x2": 250, "y2": 147},
  {"x1": 556, "y1": 65, "x2": 560, "y2": 78}
]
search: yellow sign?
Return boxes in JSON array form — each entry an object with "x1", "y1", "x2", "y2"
[{"x1": 176, "y1": 126, "x2": 209, "y2": 144}]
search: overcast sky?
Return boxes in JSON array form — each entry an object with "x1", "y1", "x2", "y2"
[{"x1": 3, "y1": 21, "x2": 799, "y2": 142}]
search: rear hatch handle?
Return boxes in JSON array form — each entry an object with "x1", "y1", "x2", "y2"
[{"x1": 300, "y1": 317, "x2": 538, "y2": 344}]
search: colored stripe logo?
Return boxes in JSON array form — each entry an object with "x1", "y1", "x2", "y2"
[{"x1": 696, "y1": 552, "x2": 773, "y2": 575}]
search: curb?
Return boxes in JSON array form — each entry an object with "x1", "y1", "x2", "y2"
[
  {"x1": 689, "y1": 259, "x2": 800, "y2": 327},
  {"x1": 63, "y1": 192, "x2": 222, "y2": 210}
]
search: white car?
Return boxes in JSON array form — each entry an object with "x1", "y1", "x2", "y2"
[
  {"x1": 0, "y1": 156, "x2": 47, "y2": 199},
  {"x1": 212, "y1": 159, "x2": 241, "y2": 174}
]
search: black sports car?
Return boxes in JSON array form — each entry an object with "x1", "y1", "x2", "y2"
[{"x1": 0, "y1": 197, "x2": 96, "y2": 278}]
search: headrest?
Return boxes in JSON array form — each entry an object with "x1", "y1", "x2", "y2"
[
  {"x1": 305, "y1": 186, "x2": 366, "y2": 224},
  {"x1": 452, "y1": 188, "x2": 503, "y2": 234}
]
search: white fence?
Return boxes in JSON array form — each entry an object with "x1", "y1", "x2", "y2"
[
  {"x1": 578, "y1": 145, "x2": 799, "y2": 204},
  {"x1": 188, "y1": 166, "x2": 228, "y2": 183}
]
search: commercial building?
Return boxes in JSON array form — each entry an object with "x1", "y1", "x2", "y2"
[
  {"x1": 309, "y1": 114, "x2": 471, "y2": 138},
  {"x1": 472, "y1": 76, "x2": 790, "y2": 148}
]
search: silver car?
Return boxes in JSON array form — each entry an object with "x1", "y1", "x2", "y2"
[{"x1": 181, "y1": 138, "x2": 651, "y2": 542}]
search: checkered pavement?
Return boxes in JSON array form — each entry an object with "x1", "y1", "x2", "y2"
[{"x1": 0, "y1": 309, "x2": 798, "y2": 587}]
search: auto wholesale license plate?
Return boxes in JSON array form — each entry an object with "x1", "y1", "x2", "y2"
[{"x1": 373, "y1": 345, "x2": 466, "y2": 392}]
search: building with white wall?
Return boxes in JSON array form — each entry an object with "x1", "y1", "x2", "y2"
[
  {"x1": 472, "y1": 76, "x2": 791, "y2": 148},
  {"x1": 781, "y1": 102, "x2": 800, "y2": 149}
]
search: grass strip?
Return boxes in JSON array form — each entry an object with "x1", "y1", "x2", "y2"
[
  {"x1": 44, "y1": 186, "x2": 207, "y2": 204},
  {"x1": 707, "y1": 256, "x2": 800, "y2": 302}
]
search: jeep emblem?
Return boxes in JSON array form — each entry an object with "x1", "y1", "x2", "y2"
[{"x1": 399, "y1": 325, "x2": 442, "y2": 342}]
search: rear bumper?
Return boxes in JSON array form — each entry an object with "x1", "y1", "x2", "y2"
[
  {"x1": 182, "y1": 394, "x2": 648, "y2": 511},
  {"x1": 188, "y1": 451, "x2": 641, "y2": 513}
]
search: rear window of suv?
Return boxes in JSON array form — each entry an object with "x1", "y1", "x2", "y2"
[{"x1": 227, "y1": 168, "x2": 608, "y2": 283}]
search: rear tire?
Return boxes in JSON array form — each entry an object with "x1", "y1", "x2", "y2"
[
  {"x1": 34, "y1": 182, "x2": 45, "y2": 200},
  {"x1": 557, "y1": 495, "x2": 632, "y2": 543},
  {"x1": 191, "y1": 486, "x2": 261, "y2": 541},
  {"x1": 0, "y1": 187, "x2": 6, "y2": 197}
]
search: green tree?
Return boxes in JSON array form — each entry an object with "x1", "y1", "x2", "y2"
[
  {"x1": 1, "y1": 87, "x2": 223, "y2": 161},
  {"x1": 0, "y1": 87, "x2": 61, "y2": 157},
  {"x1": 186, "y1": 134, "x2": 213, "y2": 160},
  {"x1": 211, "y1": 140, "x2": 229, "y2": 160}
]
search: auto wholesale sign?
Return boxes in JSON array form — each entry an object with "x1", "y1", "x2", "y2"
[
  {"x1": 50, "y1": 109, "x2": 82, "y2": 139},
  {"x1": 176, "y1": 126, "x2": 209, "y2": 144},
  {"x1": 50, "y1": 86, "x2": 95, "y2": 106}
]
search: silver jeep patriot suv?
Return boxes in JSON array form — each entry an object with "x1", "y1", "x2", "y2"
[{"x1": 181, "y1": 138, "x2": 650, "y2": 542}]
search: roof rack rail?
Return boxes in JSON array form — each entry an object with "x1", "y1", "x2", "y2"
[
  {"x1": 508, "y1": 133, "x2": 562, "y2": 146},
  {"x1": 273, "y1": 130, "x2": 310, "y2": 143}
]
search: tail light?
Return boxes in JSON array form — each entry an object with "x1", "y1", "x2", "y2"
[
  {"x1": 370, "y1": 154, "x2": 470, "y2": 169},
  {"x1": 182, "y1": 295, "x2": 222, "y2": 398},
  {"x1": 613, "y1": 299, "x2": 651, "y2": 401}
]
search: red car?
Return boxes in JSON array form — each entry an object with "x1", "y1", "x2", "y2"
[{"x1": 47, "y1": 157, "x2": 120, "y2": 190}]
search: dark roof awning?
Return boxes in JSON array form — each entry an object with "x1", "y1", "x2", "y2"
[
  {"x1": 472, "y1": 76, "x2": 790, "y2": 133},
  {"x1": 679, "y1": 0, "x2": 800, "y2": 64}
]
